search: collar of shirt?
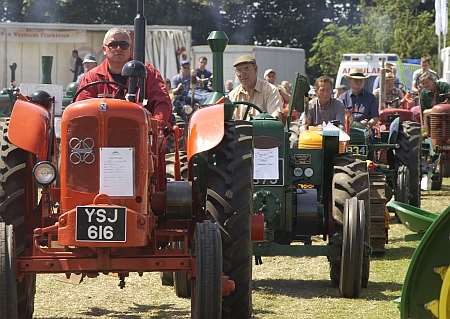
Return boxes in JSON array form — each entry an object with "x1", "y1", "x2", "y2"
[
  {"x1": 236, "y1": 78, "x2": 264, "y2": 96},
  {"x1": 350, "y1": 90, "x2": 365, "y2": 98}
]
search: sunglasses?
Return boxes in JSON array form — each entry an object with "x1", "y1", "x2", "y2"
[{"x1": 106, "y1": 41, "x2": 130, "y2": 50}]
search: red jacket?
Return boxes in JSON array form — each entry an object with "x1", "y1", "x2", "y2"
[{"x1": 76, "y1": 59, "x2": 172, "y2": 123}]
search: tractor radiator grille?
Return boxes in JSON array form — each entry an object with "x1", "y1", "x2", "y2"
[
  {"x1": 66, "y1": 116, "x2": 99, "y2": 193},
  {"x1": 430, "y1": 113, "x2": 450, "y2": 146}
]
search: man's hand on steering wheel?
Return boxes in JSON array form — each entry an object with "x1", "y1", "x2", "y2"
[{"x1": 232, "y1": 101, "x2": 264, "y2": 119}]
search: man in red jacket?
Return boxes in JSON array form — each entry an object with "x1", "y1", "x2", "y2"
[{"x1": 76, "y1": 28, "x2": 172, "y2": 123}]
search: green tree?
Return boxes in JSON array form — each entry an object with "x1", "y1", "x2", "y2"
[{"x1": 309, "y1": 0, "x2": 439, "y2": 78}]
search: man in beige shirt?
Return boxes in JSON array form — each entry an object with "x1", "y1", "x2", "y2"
[{"x1": 228, "y1": 55, "x2": 283, "y2": 119}]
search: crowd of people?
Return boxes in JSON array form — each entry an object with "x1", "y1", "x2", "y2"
[{"x1": 74, "y1": 27, "x2": 449, "y2": 134}]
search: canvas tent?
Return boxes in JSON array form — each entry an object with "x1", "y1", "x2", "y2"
[{"x1": 0, "y1": 22, "x2": 191, "y2": 88}]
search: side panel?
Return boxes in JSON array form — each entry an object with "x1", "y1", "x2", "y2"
[
  {"x1": 9, "y1": 99, "x2": 49, "y2": 160},
  {"x1": 187, "y1": 103, "x2": 224, "y2": 160}
]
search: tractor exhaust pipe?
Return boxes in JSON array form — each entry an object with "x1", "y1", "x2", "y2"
[{"x1": 125, "y1": 0, "x2": 146, "y2": 102}]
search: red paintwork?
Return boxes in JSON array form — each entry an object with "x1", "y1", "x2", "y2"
[
  {"x1": 9, "y1": 99, "x2": 50, "y2": 160},
  {"x1": 379, "y1": 108, "x2": 415, "y2": 123},
  {"x1": 251, "y1": 213, "x2": 265, "y2": 241},
  {"x1": 187, "y1": 103, "x2": 224, "y2": 160}
]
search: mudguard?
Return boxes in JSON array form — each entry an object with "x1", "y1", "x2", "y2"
[
  {"x1": 8, "y1": 99, "x2": 50, "y2": 160},
  {"x1": 187, "y1": 103, "x2": 224, "y2": 160},
  {"x1": 388, "y1": 117, "x2": 400, "y2": 144}
]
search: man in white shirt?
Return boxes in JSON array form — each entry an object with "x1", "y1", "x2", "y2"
[{"x1": 228, "y1": 55, "x2": 283, "y2": 119}]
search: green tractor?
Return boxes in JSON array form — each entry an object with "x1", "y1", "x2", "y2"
[
  {"x1": 164, "y1": 31, "x2": 370, "y2": 298},
  {"x1": 347, "y1": 109, "x2": 421, "y2": 253},
  {"x1": 249, "y1": 76, "x2": 370, "y2": 297}
]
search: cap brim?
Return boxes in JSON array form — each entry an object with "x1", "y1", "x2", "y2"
[{"x1": 345, "y1": 74, "x2": 368, "y2": 79}]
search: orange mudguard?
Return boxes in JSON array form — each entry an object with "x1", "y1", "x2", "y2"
[
  {"x1": 187, "y1": 103, "x2": 224, "y2": 160},
  {"x1": 8, "y1": 99, "x2": 50, "y2": 160}
]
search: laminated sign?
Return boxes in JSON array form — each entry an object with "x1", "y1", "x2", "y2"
[
  {"x1": 99, "y1": 148, "x2": 134, "y2": 197},
  {"x1": 253, "y1": 147, "x2": 279, "y2": 180}
]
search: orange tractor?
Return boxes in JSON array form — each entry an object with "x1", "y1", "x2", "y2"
[{"x1": 0, "y1": 2, "x2": 255, "y2": 319}]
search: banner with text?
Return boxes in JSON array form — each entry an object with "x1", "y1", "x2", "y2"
[{"x1": 0, "y1": 29, "x2": 87, "y2": 43}]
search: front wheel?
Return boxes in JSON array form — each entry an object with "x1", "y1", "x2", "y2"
[
  {"x1": 191, "y1": 221, "x2": 222, "y2": 319},
  {"x1": 339, "y1": 198, "x2": 366, "y2": 298}
]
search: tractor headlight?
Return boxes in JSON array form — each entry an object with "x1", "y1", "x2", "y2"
[
  {"x1": 294, "y1": 167, "x2": 303, "y2": 177},
  {"x1": 33, "y1": 161, "x2": 56, "y2": 185},
  {"x1": 183, "y1": 104, "x2": 193, "y2": 115},
  {"x1": 304, "y1": 168, "x2": 314, "y2": 177}
]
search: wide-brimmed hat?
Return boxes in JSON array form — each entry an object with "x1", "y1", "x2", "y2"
[
  {"x1": 345, "y1": 68, "x2": 369, "y2": 80},
  {"x1": 233, "y1": 54, "x2": 256, "y2": 67}
]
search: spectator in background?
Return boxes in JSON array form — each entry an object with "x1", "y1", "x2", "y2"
[
  {"x1": 171, "y1": 60, "x2": 191, "y2": 103},
  {"x1": 412, "y1": 55, "x2": 438, "y2": 93},
  {"x1": 71, "y1": 49, "x2": 83, "y2": 82},
  {"x1": 76, "y1": 53, "x2": 97, "y2": 84},
  {"x1": 339, "y1": 68, "x2": 379, "y2": 127},
  {"x1": 264, "y1": 68, "x2": 290, "y2": 104},
  {"x1": 280, "y1": 80, "x2": 292, "y2": 95},
  {"x1": 225, "y1": 79, "x2": 234, "y2": 93},
  {"x1": 264, "y1": 69, "x2": 277, "y2": 84},
  {"x1": 373, "y1": 71, "x2": 404, "y2": 110},
  {"x1": 165, "y1": 78, "x2": 174, "y2": 101},
  {"x1": 195, "y1": 56, "x2": 212, "y2": 90},
  {"x1": 302, "y1": 75, "x2": 345, "y2": 129},
  {"x1": 229, "y1": 55, "x2": 283, "y2": 119},
  {"x1": 335, "y1": 84, "x2": 347, "y2": 98},
  {"x1": 372, "y1": 62, "x2": 400, "y2": 91}
]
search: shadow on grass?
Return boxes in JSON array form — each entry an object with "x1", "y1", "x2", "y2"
[
  {"x1": 74, "y1": 302, "x2": 190, "y2": 319},
  {"x1": 372, "y1": 246, "x2": 416, "y2": 260},
  {"x1": 253, "y1": 278, "x2": 402, "y2": 301}
]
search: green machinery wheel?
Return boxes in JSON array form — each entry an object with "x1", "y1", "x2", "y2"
[
  {"x1": 206, "y1": 120, "x2": 253, "y2": 318},
  {"x1": 191, "y1": 221, "x2": 222, "y2": 319},
  {"x1": 339, "y1": 197, "x2": 366, "y2": 298},
  {"x1": 401, "y1": 205, "x2": 450, "y2": 319},
  {"x1": 0, "y1": 119, "x2": 35, "y2": 319},
  {"x1": 396, "y1": 121, "x2": 421, "y2": 207},
  {"x1": 330, "y1": 156, "x2": 370, "y2": 291}
]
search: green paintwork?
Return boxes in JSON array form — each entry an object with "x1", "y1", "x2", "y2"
[
  {"x1": 204, "y1": 31, "x2": 228, "y2": 112},
  {"x1": 400, "y1": 204, "x2": 450, "y2": 318},
  {"x1": 386, "y1": 201, "x2": 439, "y2": 233},
  {"x1": 251, "y1": 95, "x2": 340, "y2": 253},
  {"x1": 42, "y1": 56, "x2": 53, "y2": 84}
]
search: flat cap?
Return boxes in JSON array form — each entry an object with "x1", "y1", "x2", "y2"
[{"x1": 233, "y1": 54, "x2": 256, "y2": 67}]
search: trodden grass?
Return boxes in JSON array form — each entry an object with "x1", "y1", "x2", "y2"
[{"x1": 33, "y1": 179, "x2": 450, "y2": 319}]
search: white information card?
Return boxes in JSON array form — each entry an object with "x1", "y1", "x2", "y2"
[
  {"x1": 99, "y1": 147, "x2": 134, "y2": 197},
  {"x1": 253, "y1": 147, "x2": 279, "y2": 180}
]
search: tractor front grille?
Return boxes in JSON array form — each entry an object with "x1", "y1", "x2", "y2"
[{"x1": 430, "y1": 113, "x2": 450, "y2": 147}]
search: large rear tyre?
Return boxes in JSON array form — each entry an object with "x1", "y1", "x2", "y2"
[
  {"x1": 206, "y1": 120, "x2": 253, "y2": 319},
  {"x1": 191, "y1": 221, "x2": 222, "y2": 319},
  {"x1": 396, "y1": 121, "x2": 421, "y2": 207},
  {"x1": 339, "y1": 198, "x2": 366, "y2": 298},
  {"x1": 0, "y1": 222, "x2": 18, "y2": 318},
  {"x1": 0, "y1": 119, "x2": 35, "y2": 319},
  {"x1": 330, "y1": 156, "x2": 370, "y2": 291}
]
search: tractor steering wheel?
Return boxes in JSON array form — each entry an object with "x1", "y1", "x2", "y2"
[
  {"x1": 232, "y1": 101, "x2": 264, "y2": 119},
  {"x1": 72, "y1": 80, "x2": 128, "y2": 102}
]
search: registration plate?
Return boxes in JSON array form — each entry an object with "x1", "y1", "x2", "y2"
[
  {"x1": 76, "y1": 206, "x2": 126, "y2": 242},
  {"x1": 347, "y1": 145, "x2": 368, "y2": 156}
]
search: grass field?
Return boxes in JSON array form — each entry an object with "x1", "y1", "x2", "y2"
[{"x1": 33, "y1": 179, "x2": 450, "y2": 319}]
